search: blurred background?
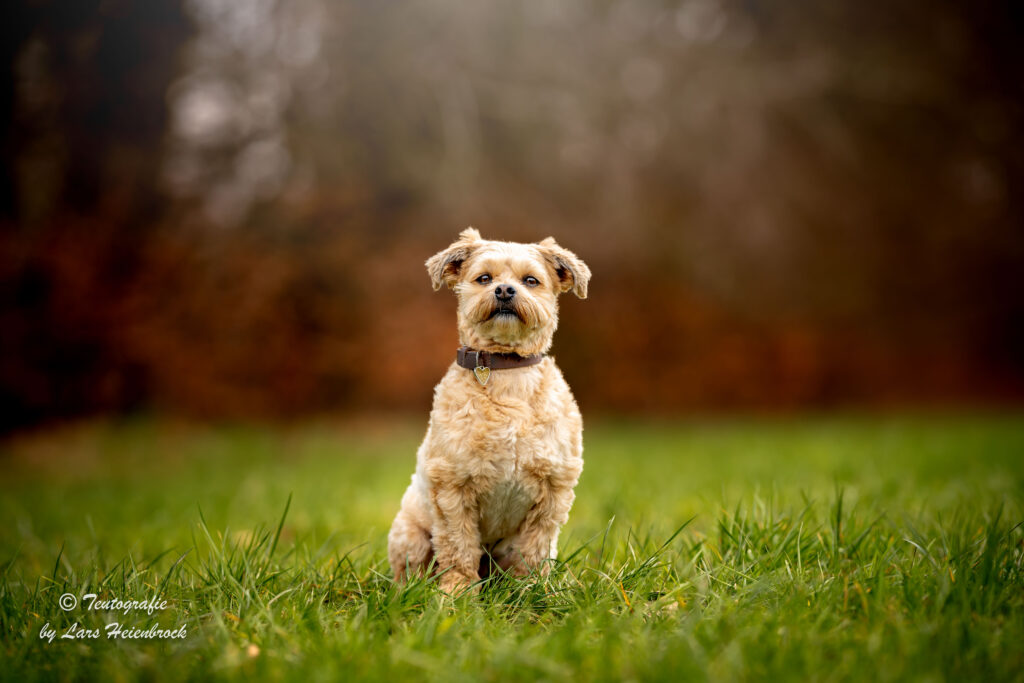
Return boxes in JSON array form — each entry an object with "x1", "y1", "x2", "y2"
[{"x1": 2, "y1": 0, "x2": 1023, "y2": 433}]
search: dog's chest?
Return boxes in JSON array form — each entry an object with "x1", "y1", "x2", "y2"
[
  {"x1": 478, "y1": 476, "x2": 535, "y2": 543},
  {"x1": 473, "y1": 429, "x2": 561, "y2": 542}
]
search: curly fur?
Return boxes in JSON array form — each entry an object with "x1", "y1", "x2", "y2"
[{"x1": 388, "y1": 228, "x2": 591, "y2": 592}]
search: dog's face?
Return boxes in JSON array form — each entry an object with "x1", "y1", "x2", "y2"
[{"x1": 426, "y1": 228, "x2": 590, "y2": 355}]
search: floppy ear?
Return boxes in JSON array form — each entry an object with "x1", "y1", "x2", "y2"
[
  {"x1": 539, "y1": 237, "x2": 591, "y2": 299},
  {"x1": 425, "y1": 227, "x2": 482, "y2": 291}
]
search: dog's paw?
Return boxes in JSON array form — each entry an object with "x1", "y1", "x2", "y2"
[
  {"x1": 437, "y1": 570, "x2": 480, "y2": 595},
  {"x1": 497, "y1": 552, "x2": 551, "y2": 579},
  {"x1": 508, "y1": 561, "x2": 551, "y2": 580}
]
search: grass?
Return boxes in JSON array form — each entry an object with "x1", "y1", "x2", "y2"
[{"x1": 1, "y1": 414, "x2": 1023, "y2": 682}]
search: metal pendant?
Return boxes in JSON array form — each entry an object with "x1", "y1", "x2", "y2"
[{"x1": 473, "y1": 366, "x2": 491, "y2": 385}]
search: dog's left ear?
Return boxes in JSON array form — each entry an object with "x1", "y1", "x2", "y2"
[
  {"x1": 538, "y1": 237, "x2": 591, "y2": 299},
  {"x1": 426, "y1": 227, "x2": 482, "y2": 291}
]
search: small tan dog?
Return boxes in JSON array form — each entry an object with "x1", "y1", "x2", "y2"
[{"x1": 387, "y1": 227, "x2": 591, "y2": 593}]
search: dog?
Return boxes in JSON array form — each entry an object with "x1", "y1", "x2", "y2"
[{"x1": 387, "y1": 227, "x2": 591, "y2": 593}]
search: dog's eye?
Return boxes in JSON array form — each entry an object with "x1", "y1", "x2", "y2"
[
  {"x1": 523, "y1": 276, "x2": 540, "y2": 287},
  {"x1": 476, "y1": 274, "x2": 492, "y2": 284}
]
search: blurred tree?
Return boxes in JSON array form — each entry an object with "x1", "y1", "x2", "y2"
[
  {"x1": 0, "y1": 0, "x2": 192, "y2": 430},
  {"x1": 1, "y1": 0, "x2": 1022, "y2": 431},
  {"x1": 2, "y1": 0, "x2": 190, "y2": 224}
]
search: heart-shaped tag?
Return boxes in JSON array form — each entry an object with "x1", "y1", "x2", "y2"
[{"x1": 473, "y1": 366, "x2": 491, "y2": 386}]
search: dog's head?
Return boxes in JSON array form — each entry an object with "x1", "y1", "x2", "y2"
[{"x1": 426, "y1": 227, "x2": 590, "y2": 355}]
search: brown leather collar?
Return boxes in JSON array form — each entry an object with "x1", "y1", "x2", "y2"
[{"x1": 456, "y1": 346, "x2": 544, "y2": 374}]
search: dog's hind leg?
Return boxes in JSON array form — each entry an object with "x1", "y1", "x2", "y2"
[
  {"x1": 388, "y1": 506, "x2": 433, "y2": 582},
  {"x1": 385, "y1": 485, "x2": 432, "y2": 581}
]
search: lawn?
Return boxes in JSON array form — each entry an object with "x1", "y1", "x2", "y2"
[{"x1": 1, "y1": 414, "x2": 1023, "y2": 682}]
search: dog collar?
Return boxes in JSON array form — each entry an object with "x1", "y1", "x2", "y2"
[{"x1": 456, "y1": 346, "x2": 545, "y2": 386}]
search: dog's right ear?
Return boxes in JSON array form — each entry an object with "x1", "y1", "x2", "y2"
[{"x1": 425, "y1": 227, "x2": 482, "y2": 291}]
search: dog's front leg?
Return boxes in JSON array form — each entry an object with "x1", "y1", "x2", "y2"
[
  {"x1": 430, "y1": 485, "x2": 483, "y2": 593},
  {"x1": 500, "y1": 479, "x2": 578, "y2": 577}
]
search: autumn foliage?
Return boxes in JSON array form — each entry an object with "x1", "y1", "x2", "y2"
[{"x1": 2, "y1": 0, "x2": 1022, "y2": 430}]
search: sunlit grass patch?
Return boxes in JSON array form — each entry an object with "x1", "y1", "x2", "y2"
[{"x1": 1, "y1": 415, "x2": 1023, "y2": 681}]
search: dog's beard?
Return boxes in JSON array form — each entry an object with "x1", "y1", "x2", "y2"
[
  {"x1": 464, "y1": 294, "x2": 546, "y2": 344},
  {"x1": 484, "y1": 308, "x2": 525, "y2": 340}
]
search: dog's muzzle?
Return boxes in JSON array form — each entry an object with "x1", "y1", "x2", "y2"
[
  {"x1": 487, "y1": 284, "x2": 521, "y2": 321},
  {"x1": 487, "y1": 304, "x2": 521, "y2": 321}
]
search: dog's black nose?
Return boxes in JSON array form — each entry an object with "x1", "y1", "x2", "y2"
[{"x1": 494, "y1": 284, "x2": 516, "y2": 301}]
